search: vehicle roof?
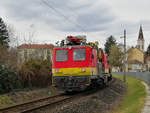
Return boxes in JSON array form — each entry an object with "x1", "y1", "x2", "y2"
[{"x1": 54, "y1": 45, "x2": 91, "y2": 48}]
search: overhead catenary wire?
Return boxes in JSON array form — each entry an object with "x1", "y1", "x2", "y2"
[
  {"x1": 40, "y1": 0, "x2": 86, "y2": 33},
  {"x1": 40, "y1": 0, "x2": 105, "y2": 48}
]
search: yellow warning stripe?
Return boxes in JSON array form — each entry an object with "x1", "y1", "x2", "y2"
[{"x1": 52, "y1": 67, "x2": 97, "y2": 76}]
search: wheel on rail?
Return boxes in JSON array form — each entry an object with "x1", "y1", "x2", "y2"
[{"x1": 108, "y1": 74, "x2": 112, "y2": 81}]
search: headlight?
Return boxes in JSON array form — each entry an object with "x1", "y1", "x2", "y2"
[
  {"x1": 81, "y1": 68, "x2": 85, "y2": 72},
  {"x1": 55, "y1": 69, "x2": 58, "y2": 73}
]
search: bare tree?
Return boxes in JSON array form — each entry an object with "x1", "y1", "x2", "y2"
[
  {"x1": 22, "y1": 24, "x2": 37, "y2": 44},
  {"x1": 7, "y1": 24, "x2": 20, "y2": 47}
]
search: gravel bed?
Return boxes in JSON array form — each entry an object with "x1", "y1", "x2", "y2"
[{"x1": 39, "y1": 78, "x2": 127, "y2": 113}]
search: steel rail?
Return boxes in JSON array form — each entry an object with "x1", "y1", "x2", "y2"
[
  {"x1": 0, "y1": 94, "x2": 65, "y2": 113},
  {"x1": 0, "y1": 78, "x2": 115, "y2": 113},
  {"x1": 20, "y1": 78, "x2": 115, "y2": 113}
]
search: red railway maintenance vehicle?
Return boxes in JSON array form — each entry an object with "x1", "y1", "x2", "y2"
[{"x1": 52, "y1": 35, "x2": 112, "y2": 92}]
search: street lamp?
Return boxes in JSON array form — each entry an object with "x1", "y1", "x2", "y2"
[{"x1": 120, "y1": 29, "x2": 126, "y2": 82}]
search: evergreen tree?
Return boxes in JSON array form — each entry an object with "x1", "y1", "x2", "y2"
[
  {"x1": 104, "y1": 35, "x2": 117, "y2": 56},
  {"x1": 146, "y1": 44, "x2": 150, "y2": 56},
  {"x1": 0, "y1": 17, "x2": 9, "y2": 47}
]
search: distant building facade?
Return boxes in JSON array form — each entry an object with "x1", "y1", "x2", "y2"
[
  {"x1": 127, "y1": 47, "x2": 145, "y2": 72},
  {"x1": 145, "y1": 56, "x2": 150, "y2": 71},
  {"x1": 18, "y1": 44, "x2": 54, "y2": 62}
]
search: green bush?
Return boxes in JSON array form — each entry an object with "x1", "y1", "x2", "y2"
[
  {"x1": 0, "y1": 64, "x2": 21, "y2": 94},
  {"x1": 18, "y1": 59, "x2": 52, "y2": 88}
]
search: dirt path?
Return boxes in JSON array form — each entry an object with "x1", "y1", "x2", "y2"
[{"x1": 141, "y1": 82, "x2": 150, "y2": 113}]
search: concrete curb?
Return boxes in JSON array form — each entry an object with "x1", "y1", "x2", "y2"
[{"x1": 141, "y1": 82, "x2": 150, "y2": 113}]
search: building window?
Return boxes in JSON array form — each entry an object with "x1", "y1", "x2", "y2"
[
  {"x1": 34, "y1": 50, "x2": 40, "y2": 59},
  {"x1": 142, "y1": 45, "x2": 144, "y2": 50},
  {"x1": 47, "y1": 49, "x2": 50, "y2": 61},
  {"x1": 24, "y1": 50, "x2": 27, "y2": 60}
]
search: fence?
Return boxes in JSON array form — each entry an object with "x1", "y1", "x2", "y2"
[{"x1": 113, "y1": 72, "x2": 150, "y2": 84}]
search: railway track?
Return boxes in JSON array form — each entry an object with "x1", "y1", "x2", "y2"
[
  {"x1": 0, "y1": 94, "x2": 68, "y2": 113},
  {"x1": 0, "y1": 78, "x2": 115, "y2": 113}
]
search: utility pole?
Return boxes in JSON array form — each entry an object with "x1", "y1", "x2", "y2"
[
  {"x1": 120, "y1": 29, "x2": 126, "y2": 82},
  {"x1": 123, "y1": 29, "x2": 126, "y2": 82}
]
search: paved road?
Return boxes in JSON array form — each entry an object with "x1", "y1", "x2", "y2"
[{"x1": 141, "y1": 82, "x2": 150, "y2": 113}]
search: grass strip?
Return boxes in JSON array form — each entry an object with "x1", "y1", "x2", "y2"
[
  {"x1": 112, "y1": 74, "x2": 146, "y2": 113},
  {"x1": 0, "y1": 95, "x2": 14, "y2": 108}
]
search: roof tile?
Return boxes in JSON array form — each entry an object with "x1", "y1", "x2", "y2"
[{"x1": 18, "y1": 44, "x2": 54, "y2": 49}]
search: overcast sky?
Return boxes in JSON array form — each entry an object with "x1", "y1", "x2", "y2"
[{"x1": 0, "y1": 0, "x2": 150, "y2": 50}]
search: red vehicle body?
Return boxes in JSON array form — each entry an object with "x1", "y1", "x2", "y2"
[{"x1": 52, "y1": 36, "x2": 112, "y2": 92}]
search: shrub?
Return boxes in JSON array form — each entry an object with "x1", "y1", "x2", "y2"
[
  {"x1": 0, "y1": 64, "x2": 21, "y2": 94},
  {"x1": 18, "y1": 59, "x2": 52, "y2": 88},
  {"x1": 0, "y1": 46, "x2": 18, "y2": 70}
]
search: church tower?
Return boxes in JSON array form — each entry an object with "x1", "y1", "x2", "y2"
[{"x1": 137, "y1": 25, "x2": 145, "y2": 51}]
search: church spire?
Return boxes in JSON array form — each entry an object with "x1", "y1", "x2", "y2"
[
  {"x1": 137, "y1": 25, "x2": 145, "y2": 51},
  {"x1": 138, "y1": 25, "x2": 144, "y2": 40}
]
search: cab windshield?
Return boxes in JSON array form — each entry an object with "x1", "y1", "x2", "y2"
[
  {"x1": 73, "y1": 48, "x2": 85, "y2": 61},
  {"x1": 56, "y1": 50, "x2": 68, "y2": 61}
]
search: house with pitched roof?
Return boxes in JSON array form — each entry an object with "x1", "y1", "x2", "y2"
[
  {"x1": 18, "y1": 44, "x2": 54, "y2": 62},
  {"x1": 145, "y1": 56, "x2": 150, "y2": 71},
  {"x1": 127, "y1": 47, "x2": 144, "y2": 72}
]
